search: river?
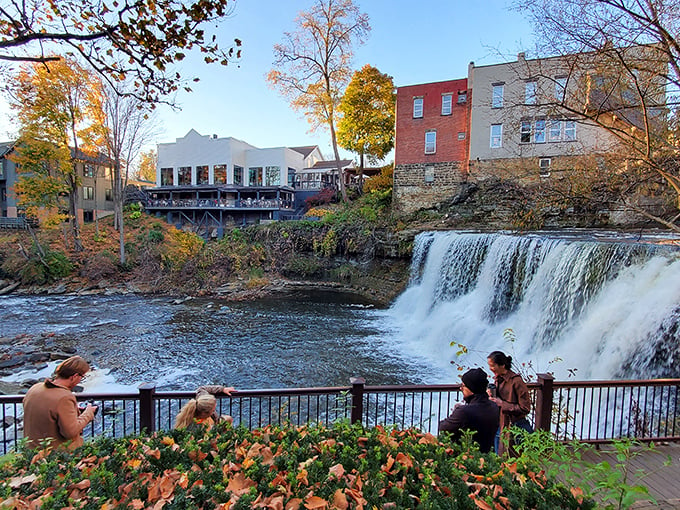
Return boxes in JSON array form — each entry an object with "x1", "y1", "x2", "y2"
[{"x1": 3, "y1": 230, "x2": 680, "y2": 392}]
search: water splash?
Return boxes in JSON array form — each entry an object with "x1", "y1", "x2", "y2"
[{"x1": 389, "y1": 231, "x2": 680, "y2": 380}]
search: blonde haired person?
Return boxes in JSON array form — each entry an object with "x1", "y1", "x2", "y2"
[
  {"x1": 23, "y1": 356, "x2": 98, "y2": 450},
  {"x1": 174, "y1": 385, "x2": 234, "y2": 432}
]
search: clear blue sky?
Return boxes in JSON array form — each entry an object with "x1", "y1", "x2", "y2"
[{"x1": 0, "y1": 0, "x2": 535, "y2": 161}]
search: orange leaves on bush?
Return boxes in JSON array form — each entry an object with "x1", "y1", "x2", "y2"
[
  {"x1": 331, "y1": 489, "x2": 348, "y2": 510},
  {"x1": 226, "y1": 472, "x2": 257, "y2": 496},
  {"x1": 328, "y1": 463, "x2": 345, "y2": 479},
  {"x1": 285, "y1": 498, "x2": 303, "y2": 510},
  {"x1": 142, "y1": 445, "x2": 161, "y2": 459},
  {"x1": 395, "y1": 452, "x2": 413, "y2": 469},
  {"x1": 188, "y1": 449, "x2": 208, "y2": 462},
  {"x1": 296, "y1": 469, "x2": 309, "y2": 486},
  {"x1": 417, "y1": 433, "x2": 438, "y2": 445},
  {"x1": 303, "y1": 495, "x2": 328, "y2": 509}
]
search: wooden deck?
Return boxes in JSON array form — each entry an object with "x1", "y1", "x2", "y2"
[{"x1": 580, "y1": 443, "x2": 680, "y2": 509}]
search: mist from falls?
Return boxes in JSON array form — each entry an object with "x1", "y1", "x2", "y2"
[{"x1": 388, "y1": 231, "x2": 680, "y2": 380}]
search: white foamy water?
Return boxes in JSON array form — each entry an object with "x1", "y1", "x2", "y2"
[{"x1": 388, "y1": 231, "x2": 680, "y2": 381}]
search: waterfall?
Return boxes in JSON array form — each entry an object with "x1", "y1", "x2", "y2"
[{"x1": 389, "y1": 231, "x2": 680, "y2": 381}]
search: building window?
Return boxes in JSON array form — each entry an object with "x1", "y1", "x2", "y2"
[
  {"x1": 457, "y1": 91, "x2": 467, "y2": 104},
  {"x1": 424, "y1": 165, "x2": 435, "y2": 183},
  {"x1": 457, "y1": 132, "x2": 466, "y2": 140},
  {"x1": 492, "y1": 84, "x2": 504, "y2": 108},
  {"x1": 413, "y1": 97, "x2": 423, "y2": 118},
  {"x1": 534, "y1": 119, "x2": 546, "y2": 143},
  {"x1": 105, "y1": 189, "x2": 112, "y2": 201},
  {"x1": 160, "y1": 167, "x2": 173, "y2": 186},
  {"x1": 520, "y1": 121, "x2": 532, "y2": 143},
  {"x1": 525, "y1": 81, "x2": 537, "y2": 105},
  {"x1": 265, "y1": 166, "x2": 280, "y2": 186},
  {"x1": 83, "y1": 186, "x2": 94, "y2": 200},
  {"x1": 249, "y1": 167, "x2": 263, "y2": 186},
  {"x1": 233, "y1": 165, "x2": 243, "y2": 185},
  {"x1": 555, "y1": 76, "x2": 567, "y2": 101},
  {"x1": 490, "y1": 124, "x2": 503, "y2": 148},
  {"x1": 548, "y1": 119, "x2": 562, "y2": 142},
  {"x1": 83, "y1": 164, "x2": 95, "y2": 178},
  {"x1": 196, "y1": 165, "x2": 209, "y2": 185},
  {"x1": 425, "y1": 131, "x2": 436, "y2": 154},
  {"x1": 288, "y1": 168, "x2": 295, "y2": 187},
  {"x1": 214, "y1": 164, "x2": 227, "y2": 185},
  {"x1": 564, "y1": 120, "x2": 576, "y2": 141},
  {"x1": 178, "y1": 166, "x2": 191, "y2": 185},
  {"x1": 539, "y1": 158, "x2": 551, "y2": 177},
  {"x1": 441, "y1": 94, "x2": 452, "y2": 115}
]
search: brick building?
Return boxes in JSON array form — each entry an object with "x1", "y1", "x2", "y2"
[{"x1": 393, "y1": 79, "x2": 470, "y2": 213}]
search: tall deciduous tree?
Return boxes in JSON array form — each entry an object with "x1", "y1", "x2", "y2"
[
  {"x1": 137, "y1": 149, "x2": 158, "y2": 182},
  {"x1": 268, "y1": 0, "x2": 370, "y2": 202},
  {"x1": 89, "y1": 83, "x2": 159, "y2": 264},
  {"x1": 337, "y1": 64, "x2": 395, "y2": 187},
  {"x1": 0, "y1": 0, "x2": 241, "y2": 104},
  {"x1": 11, "y1": 58, "x2": 104, "y2": 251},
  {"x1": 513, "y1": 0, "x2": 680, "y2": 230}
]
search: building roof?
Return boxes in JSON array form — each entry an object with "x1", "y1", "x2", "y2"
[
  {"x1": 0, "y1": 142, "x2": 14, "y2": 158},
  {"x1": 289, "y1": 146, "x2": 319, "y2": 158},
  {"x1": 308, "y1": 159, "x2": 354, "y2": 170}
]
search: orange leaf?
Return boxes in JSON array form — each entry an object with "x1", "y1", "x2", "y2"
[
  {"x1": 296, "y1": 469, "x2": 309, "y2": 486},
  {"x1": 130, "y1": 500, "x2": 144, "y2": 510},
  {"x1": 159, "y1": 475, "x2": 175, "y2": 500},
  {"x1": 262, "y1": 494, "x2": 285, "y2": 510},
  {"x1": 70, "y1": 479, "x2": 91, "y2": 491},
  {"x1": 395, "y1": 453, "x2": 413, "y2": 469},
  {"x1": 303, "y1": 495, "x2": 328, "y2": 509},
  {"x1": 143, "y1": 446, "x2": 161, "y2": 459},
  {"x1": 381, "y1": 455, "x2": 395, "y2": 473},
  {"x1": 417, "y1": 433, "x2": 438, "y2": 445},
  {"x1": 261, "y1": 447, "x2": 275, "y2": 466},
  {"x1": 242, "y1": 457, "x2": 255, "y2": 469},
  {"x1": 226, "y1": 473, "x2": 257, "y2": 496},
  {"x1": 285, "y1": 498, "x2": 303, "y2": 510},
  {"x1": 331, "y1": 489, "x2": 348, "y2": 510},
  {"x1": 188, "y1": 449, "x2": 208, "y2": 462},
  {"x1": 328, "y1": 464, "x2": 345, "y2": 479}
]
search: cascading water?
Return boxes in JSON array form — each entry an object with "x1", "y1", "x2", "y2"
[{"x1": 389, "y1": 231, "x2": 680, "y2": 380}]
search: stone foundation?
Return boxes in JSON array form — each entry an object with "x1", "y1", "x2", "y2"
[{"x1": 393, "y1": 161, "x2": 466, "y2": 214}]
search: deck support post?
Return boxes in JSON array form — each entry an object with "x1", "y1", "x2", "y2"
[
  {"x1": 349, "y1": 377, "x2": 365, "y2": 425},
  {"x1": 139, "y1": 382, "x2": 157, "y2": 434},
  {"x1": 535, "y1": 373, "x2": 554, "y2": 432}
]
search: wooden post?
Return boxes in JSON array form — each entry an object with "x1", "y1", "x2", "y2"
[
  {"x1": 349, "y1": 377, "x2": 365, "y2": 425},
  {"x1": 535, "y1": 373, "x2": 554, "y2": 432},
  {"x1": 139, "y1": 382, "x2": 156, "y2": 434}
]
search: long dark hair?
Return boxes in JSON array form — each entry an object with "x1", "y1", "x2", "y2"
[{"x1": 488, "y1": 351, "x2": 512, "y2": 370}]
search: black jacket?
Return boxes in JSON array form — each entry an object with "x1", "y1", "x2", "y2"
[{"x1": 438, "y1": 393, "x2": 500, "y2": 453}]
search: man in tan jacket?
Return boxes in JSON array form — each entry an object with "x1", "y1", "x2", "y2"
[{"x1": 22, "y1": 356, "x2": 98, "y2": 450}]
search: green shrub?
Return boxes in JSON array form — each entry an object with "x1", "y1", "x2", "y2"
[
  {"x1": 282, "y1": 255, "x2": 322, "y2": 277},
  {"x1": 0, "y1": 423, "x2": 594, "y2": 510}
]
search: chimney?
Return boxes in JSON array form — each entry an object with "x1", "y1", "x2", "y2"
[{"x1": 518, "y1": 52, "x2": 526, "y2": 61}]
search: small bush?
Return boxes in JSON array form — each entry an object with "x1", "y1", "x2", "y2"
[{"x1": 282, "y1": 255, "x2": 322, "y2": 277}]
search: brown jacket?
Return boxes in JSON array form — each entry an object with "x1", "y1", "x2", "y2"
[
  {"x1": 22, "y1": 379, "x2": 96, "y2": 450},
  {"x1": 494, "y1": 370, "x2": 531, "y2": 429}
]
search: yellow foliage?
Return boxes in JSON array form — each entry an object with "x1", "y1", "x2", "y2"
[
  {"x1": 304, "y1": 208, "x2": 332, "y2": 218},
  {"x1": 162, "y1": 228, "x2": 204, "y2": 270}
]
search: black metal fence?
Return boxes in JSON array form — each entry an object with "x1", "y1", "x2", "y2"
[{"x1": 0, "y1": 376, "x2": 678, "y2": 455}]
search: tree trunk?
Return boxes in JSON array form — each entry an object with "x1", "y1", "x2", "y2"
[
  {"x1": 329, "y1": 120, "x2": 347, "y2": 202},
  {"x1": 68, "y1": 172, "x2": 83, "y2": 252}
]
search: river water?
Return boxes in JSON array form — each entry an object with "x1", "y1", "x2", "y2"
[
  {"x1": 3, "y1": 230, "x2": 680, "y2": 392},
  {"x1": 0, "y1": 291, "x2": 426, "y2": 392}
]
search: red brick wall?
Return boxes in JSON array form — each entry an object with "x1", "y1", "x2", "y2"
[{"x1": 395, "y1": 79, "x2": 470, "y2": 166}]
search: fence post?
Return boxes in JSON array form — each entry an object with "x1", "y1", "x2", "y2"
[
  {"x1": 139, "y1": 382, "x2": 156, "y2": 434},
  {"x1": 535, "y1": 373, "x2": 554, "y2": 432},
  {"x1": 349, "y1": 377, "x2": 365, "y2": 425}
]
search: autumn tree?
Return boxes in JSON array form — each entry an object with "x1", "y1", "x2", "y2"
[
  {"x1": 89, "y1": 83, "x2": 159, "y2": 264},
  {"x1": 136, "y1": 149, "x2": 158, "y2": 182},
  {"x1": 337, "y1": 64, "x2": 395, "y2": 187},
  {"x1": 11, "y1": 58, "x2": 104, "y2": 251},
  {"x1": 513, "y1": 0, "x2": 680, "y2": 230},
  {"x1": 0, "y1": 0, "x2": 241, "y2": 104},
  {"x1": 268, "y1": 0, "x2": 370, "y2": 202}
]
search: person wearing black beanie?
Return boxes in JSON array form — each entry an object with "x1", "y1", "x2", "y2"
[{"x1": 438, "y1": 368, "x2": 500, "y2": 453}]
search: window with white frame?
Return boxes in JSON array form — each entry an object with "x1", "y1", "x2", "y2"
[
  {"x1": 196, "y1": 165, "x2": 209, "y2": 185},
  {"x1": 548, "y1": 119, "x2": 562, "y2": 142},
  {"x1": 83, "y1": 164, "x2": 95, "y2": 178},
  {"x1": 413, "y1": 97, "x2": 423, "y2": 118},
  {"x1": 534, "y1": 119, "x2": 546, "y2": 143},
  {"x1": 564, "y1": 120, "x2": 576, "y2": 141},
  {"x1": 520, "y1": 121, "x2": 532, "y2": 143},
  {"x1": 160, "y1": 167, "x2": 173, "y2": 186},
  {"x1": 490, "y1": 124, "x2": 503, "y2": 148},
  {"x1": 214, "y1": 164, "x2": 227, "y2": 184},
  {"x1": 539, "y1": 158, "x2": 551, "y2": 177},
  {"x1": 492, "y1": 84, "x2": 504, "y2": 108},
  {"x1": 424, "y1": 165, "x2": 435, "y2": 183},
  {"x1": 555, "y1": 76, "x2": 567, "y2": 101},
  {"x1": 425, "y1": 131, "x2": 436, "y2": 154},
  {"x1": 105, "y1": 189, "x2": 112, "y2": 201},
  {"x1": 83, "y1": 186, "x2": 94, "y2": 200},
  {"x1": 441, "y1": 94, "x2": 452, "y2": 115},
  {"x1": 525, "y1": 81, "x2": 537, "y2": 105},
  {"x1": 233, "y1": 165, "x2": 243, "y2": 185},
  {"x1": 178, "y1": 166, "x2": 191, "y2": 185},
  {"x1": 265, "y1": 166, "x2": 280, "y2": 186}
]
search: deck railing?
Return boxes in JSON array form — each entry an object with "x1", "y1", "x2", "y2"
[{"x1": 0, "y1": 375, "x2": 678, "y2": 454}]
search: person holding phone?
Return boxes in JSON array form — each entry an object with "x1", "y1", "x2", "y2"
[{"x1": 23, "y1": 356, "x2": 98, "y2": 450}]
